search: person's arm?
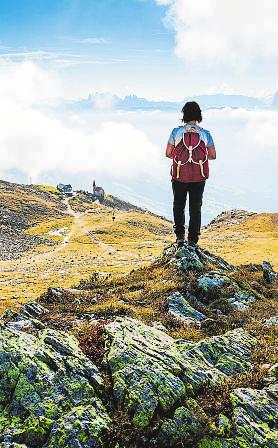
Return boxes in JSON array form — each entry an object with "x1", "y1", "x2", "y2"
[
  {"x1": 166, "y1": 128, "x2": 175, "y2": 158},
  {"x1": 207, "y1": 131, "x2": 216, "y2": 160},
  {"x1": 166, "y1": 143, "x2": 174, "y2": 158},
  {"x1": 207, "y1": 145, "x2": 216, "y2": 160}
]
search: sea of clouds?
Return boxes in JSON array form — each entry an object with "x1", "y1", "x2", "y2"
[{"x1": 0, "y1": 59, "x2": 277, "y2": 223}]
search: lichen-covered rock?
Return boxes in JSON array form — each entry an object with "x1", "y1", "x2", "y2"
[
  {"x1": 0, "y1": 301, "x2": 49, "y2": 331},
  {"x1": 175, "y1": 246, "x2": 204, "y2": 271},
  {"x1": 217, "y1": 414, "x2": 231, "y2": 437},
  {"x1": 197, "y1": 249, "x2": 235, "y2": 272},
  {"x1": 0, "y1": 322, "x2": 110, "y2": 447},
  {"x1": 106, "y1": 318, "x2": 187, "y2": 429},
  {"x1": 200, "y1": 383, "x2": 278, "y2": 447},
  {"x1": 47, "y1": 405, "x2": 111, "y2": 448},
  {"x1": 167, "y1": 292, "x2": 206, "y2": 325},
  {"x1": 230, "y1": 383, "x2": 278, "y2": 447},
  {"x1": 105, "y1": 318, "x2": 256, "y2": 428},
  {"x1": 157, "y1": 399, "x2": 207, "y2": 447},
  {"x1": 227, "y1": 290, "x2": 256, "y2": 311},
  {"x1": 262, "y1": 261, "x2": 277, "y2": 284},
  {"x1": 197, "y1": 273, "x2": 230, "y2": 292},
  {"x1": 197, "y1": 438, "x2": 236, "y2": 447},
  {"x1": 178, "y1": 328, "x2": 256, "y2": 376},
  {"x1": 262, "y1": 316, "x2": 278, "y2": 327}
]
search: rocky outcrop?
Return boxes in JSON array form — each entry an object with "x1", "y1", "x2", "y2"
[
  {"x1": 198, "y1": 383, "x2": 278, "y2": 447},
  {"x1": 1, "y1": 301, "x2": 49, "y2": 330},
  {"x1": 105, "y1": 317, "x2": 256, "y2": 429},
  {"x1": 0, "y1": 319, "x2": 110, "y2": 447},
  {"x1": 263, "y1": 316, "x2": 278, "y2": 327},
  {"x1": 0, "y1": 235, "x2": 277, "y2": 447},
  {"x1": 262, "y1": 261, "x2": 277, "y2": 284},
  {"x1": 157, "y1": 399, "x2": 207, "y2": 447},
  {"x1": 174, "y1": 245, "x2": 204, "y2": 271},
  {"x1": 171, "y1": 245, "x2": 235, "y2": 273},
  {"x1": 168, "y1": 245, "x2": 259, "y2": 312},
  {"x1": 167, "y1": 292, "x2": 206, "y2": 324},
  {"x1": 207, "y1": 209, "x2": 256, "y2": 228},
  {"x1": 230, "y1": 383, "x2": 278, "y2": 447},
  {"x1": 227, "y1": 290, "x2": 256, "y2": 310}
]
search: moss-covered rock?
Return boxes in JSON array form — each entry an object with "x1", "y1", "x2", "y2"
[
  {"x1": 175, "y1": 246, "x2": 204, "y2": 271},
  {"x1": 230, "y1": 383, "x2": 278, "y2": 447},
  {"x1": 157, "y1": 398, "x2": 208, "y2": 446},
  {"x1": 0, "y1": 323, "x2": 110, "y2": 447},
  {"x1": 47, "y1": 405, "x2": 111, "y2": 448},
  {"x1": 105, "y1": 318, "x2": 256, "y2": 429}
]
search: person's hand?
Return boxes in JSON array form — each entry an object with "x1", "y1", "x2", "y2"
[{"x1": 165, "y1": 143, "x2": 174, "y2": 158}]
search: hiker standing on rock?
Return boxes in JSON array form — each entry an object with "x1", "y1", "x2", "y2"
[{"x1": 166, "y1": 101, "x2": 216, "y2": 249}]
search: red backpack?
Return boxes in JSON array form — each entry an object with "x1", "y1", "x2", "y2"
[{"x1": 171, "y1": 127, "x2": 209, "y2": 182}]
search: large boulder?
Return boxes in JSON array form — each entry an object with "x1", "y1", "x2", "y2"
[
  {"x1": 105, "y1": 317, "x2": 256, "y2": 429},
  {"x1": 0, "y1": 322, "x2": 110, "y2": 447}
]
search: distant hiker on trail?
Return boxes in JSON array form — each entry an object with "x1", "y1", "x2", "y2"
[{"x1": 166, "y1": 101, "x2": 216, "y2": 249}]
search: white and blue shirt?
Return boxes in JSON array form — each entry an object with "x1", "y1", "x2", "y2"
[{"x1": 168, "y1": 123, "x2": 214, "y2": 148}]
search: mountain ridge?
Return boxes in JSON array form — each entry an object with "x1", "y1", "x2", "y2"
[{"x1": 58, "y1": 91, "x2": 278, "y2": 113}]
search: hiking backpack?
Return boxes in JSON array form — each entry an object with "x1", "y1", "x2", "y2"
[{"x1": 171, "y1": 126, "x2": 209, "y2": 182}]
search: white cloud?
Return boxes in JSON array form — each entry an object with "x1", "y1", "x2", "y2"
[
  {"x1": 0, "y1": 59, "x2": 61, "y2": 105},
  {"x1": 0, "y1": 59, "x2": 276, "y2": 218},
  {"x1": 77, "y1": 37, "x2": 109, "y2": 44},
  {"x1": 153, "y1": 0, "x2": 278, "y2": 95},
  {"x1": 0, "y1": 60, "x2": 165, "y2": 181},
  {"x1": 156, "y1": 0, "x2": 278, "y2": 69}
]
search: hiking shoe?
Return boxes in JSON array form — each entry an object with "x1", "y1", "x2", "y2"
[
  {"x1": 187, "y1": 240, "x2": 197, "y2": 250},
  {"x1": 176, "y1": 236, "x2": 185, "y2": 248}
]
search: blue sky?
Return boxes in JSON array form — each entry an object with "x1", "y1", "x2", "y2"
[
  {"x1": 0, "y1": 0, "x2": 277, "y2": 99},
  {"x1": 0, "y1": 0, "x2": 171, "y2": 49},
  {"x1": 0, "y1": 0, "x2": 184, "y2": 99}
]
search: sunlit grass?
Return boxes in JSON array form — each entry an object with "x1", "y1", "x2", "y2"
[
  {"x1": 0, "y1": 209, "x2": 174, "y2": 311},
  {"x1": 200, "y1": 213, "x2": 278, "y2": 269}
]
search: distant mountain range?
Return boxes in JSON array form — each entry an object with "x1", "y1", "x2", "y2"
[{"x1": 58, "y1": 91, "x2": 278, "y2": 113}]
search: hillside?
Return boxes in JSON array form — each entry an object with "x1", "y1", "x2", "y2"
[
  {"x1": 201, "y1": 210, "x2": 278, "y2": 270},
  {"x1": 0, "y1": 180, "x2": 66, "y2": 260},
  {"x1": 0, "y1": 236, "x2": 277, "y2": 447},
  {"x1": 0, "y1": 181, "x2": 173, "y2": 312},
  {"x1": 0, "y1": 181, "x2": 277, "y2": 447},
  {"x1": 0, "y1": 181, "x2": 277, "y2": 314}
]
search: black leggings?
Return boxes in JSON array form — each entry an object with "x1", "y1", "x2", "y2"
[{"x1": 172, "y1": 179, "x2": 206, "y2": 243}]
